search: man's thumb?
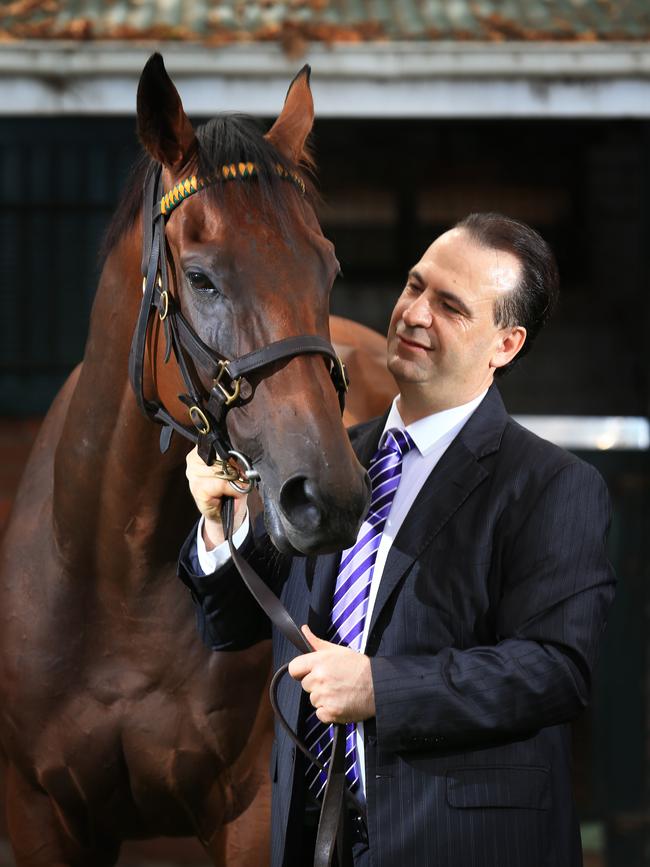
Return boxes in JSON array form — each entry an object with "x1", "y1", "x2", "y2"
[{"x1": 301, "y1": 624, "x2": 326, "y2": 650}]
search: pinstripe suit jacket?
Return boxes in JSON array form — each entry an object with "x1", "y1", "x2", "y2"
[{"x1": 178, "y1": 385, "x2": 616, "y2": 867}]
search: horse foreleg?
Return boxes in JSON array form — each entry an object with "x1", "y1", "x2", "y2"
[
  {"x1": 4, "y1": 763, "x2": 119, "y2": 867},
  {"x1": 217, "y1": 776, "x2": 271, "y2": 867}
]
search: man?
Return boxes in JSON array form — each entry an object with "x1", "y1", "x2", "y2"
[{"x1": 178, "y1": 213, "x2": 616, "y2": 867}]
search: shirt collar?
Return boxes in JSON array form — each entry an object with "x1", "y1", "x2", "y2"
[{"x1": 383, "y1": 390, "x2": 489, "y2": 457}]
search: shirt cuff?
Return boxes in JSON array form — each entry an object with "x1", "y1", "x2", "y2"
[{"x1": 196, "y1": 510, "x2": 250, "y2": 575}]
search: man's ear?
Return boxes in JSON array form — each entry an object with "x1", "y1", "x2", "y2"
[
  {"x1": 265, "y1": 65, "x2": 314, "y2": 165},
  {"x1": 491, "y1": 326, "x2": 527, "y2": 371},
  {"x1": 137, "y1": 53, "x2": 197, "y2": 172}
]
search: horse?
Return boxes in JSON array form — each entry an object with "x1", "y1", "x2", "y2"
[
  {"x1": 0, "y1": 54, "x2": 395, "y2": 866},
  {"x1": 330, "y1": 317, "x2": 396, "y2": 426}
]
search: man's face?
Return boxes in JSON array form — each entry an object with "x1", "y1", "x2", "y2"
[{"x1": 387, "y1": 227, "x2": 525, "y2": 413}]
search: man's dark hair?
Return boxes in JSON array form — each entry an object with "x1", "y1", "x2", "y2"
[{"x1": 454, "y1": 212, "x2": 559, "y2": 375}]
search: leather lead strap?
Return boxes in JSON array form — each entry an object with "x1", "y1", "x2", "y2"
[
  {"x1": 222, "y1": 499, "x2": 311, "y2": 655},
  {"x1": 315, "y1": 726, "x2": 347, "y2": 867},
  {"x1": 222, "y1": 498, "x2": 365, "y2": 867}
]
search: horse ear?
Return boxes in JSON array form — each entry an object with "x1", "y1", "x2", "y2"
[
  {"x1": 265, "y1": 65, "x2": 314, "y2": 165},
  {"x1": 137, "y1": 53, "x2": 196, "y2": 171}
]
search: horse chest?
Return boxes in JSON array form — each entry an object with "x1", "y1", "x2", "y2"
[{"x1": 24, "y1": 682, "x2": 234, "y2": 830}]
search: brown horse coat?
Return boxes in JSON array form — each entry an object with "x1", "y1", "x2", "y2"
[{"x1": 0, "y1": 56, "x2": 393, "y2": 866}]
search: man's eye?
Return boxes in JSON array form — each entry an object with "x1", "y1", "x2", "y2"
[
  {"x1": 442, "y1": 301, "x2": 459, "y2": 314},
  {"x1": 187, "y1": 271, "x2": 218, "y2": 294}
]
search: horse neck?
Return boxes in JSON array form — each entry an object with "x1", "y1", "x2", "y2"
[{"x1": 53, "y1": 219, "x2": 195, "y2": 576}]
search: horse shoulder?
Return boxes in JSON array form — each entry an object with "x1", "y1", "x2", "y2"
[{"x1": 329, "y1": 315, "x2": 397, "y2": 426}]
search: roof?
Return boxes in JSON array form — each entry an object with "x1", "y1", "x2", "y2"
[{"x1": 1, "y1": 0, "x2": 649, "y2": 48}]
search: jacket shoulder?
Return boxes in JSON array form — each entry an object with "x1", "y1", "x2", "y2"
[
  {"x1": 499, "y1": 415, "x2": 607, "y2": 490},
  {"x1": 347, "y1": 416, "x2": 383, "y2": 444}
]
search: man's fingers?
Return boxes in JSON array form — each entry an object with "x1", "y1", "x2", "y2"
[
  {"x1": 203, "y1": 502, "x2": 222, "y2": 521},
  {"x1": 185, "y1": 446, "x2": 249, "y2": 525},
  {"x1": 288, "y1": 653, "x2": 313, "y2": 682},
  {"x1": 315, "y1": 707, "x2": 335, "y2": 724}
]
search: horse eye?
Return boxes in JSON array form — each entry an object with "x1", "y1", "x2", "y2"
[{"x1": 187, "y1": 271, "x2": 217, "y2": 294}]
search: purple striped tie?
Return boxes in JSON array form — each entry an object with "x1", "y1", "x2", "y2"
[{"x1": 304, "y1": 427, "x2": 415, "y2": 798}]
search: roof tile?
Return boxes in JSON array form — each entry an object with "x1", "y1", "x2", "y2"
[{"x1": 0, "y1": 0, "x2": 649, "y2": 43}]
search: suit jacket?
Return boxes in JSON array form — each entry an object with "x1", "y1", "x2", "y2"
[{"x1": 178, "y1": 385, "x2": 616, "y2": 867}]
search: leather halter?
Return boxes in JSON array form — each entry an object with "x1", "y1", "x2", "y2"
[
  {"x1": 129, "y1": 163, "x2": 348, "y2": 474},
  {"x1": 129, "y1": 161, "x2": 364, "y2": 865}
]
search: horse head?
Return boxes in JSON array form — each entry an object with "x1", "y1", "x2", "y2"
[{"x1": 135, "y1": 54, "x2": 370, "y2": 554}]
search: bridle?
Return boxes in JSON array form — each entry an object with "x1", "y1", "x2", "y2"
[
  {"x1": 129, "y1": 161, "x2": 349, "y2": 486},
  {"x1": 129, "y1": 160, "x2": 365, "y2": 865}
]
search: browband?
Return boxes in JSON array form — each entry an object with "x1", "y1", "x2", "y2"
[{"x1": 160, "y1": 162, "x2": 306, "y2": 217}]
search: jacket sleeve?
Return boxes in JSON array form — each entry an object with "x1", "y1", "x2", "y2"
[
  {"x1": 371, "y1": 459, "x2": 617, "y2": 752},
  {"x1": 177, "y1": 515, "x2": 287, "y2": 651}
]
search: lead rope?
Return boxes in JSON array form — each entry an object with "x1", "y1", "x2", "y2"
[{"x1": 221, "y1": 498, "x2": 367, "y2": 867}]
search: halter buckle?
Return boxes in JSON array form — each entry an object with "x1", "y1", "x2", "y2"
[
  {"x1": 334, "y1": 355, "x2": 349, "y2": 392},
  {"x1": 227, "y1": 449, "x2": 260, "y2": 494},
  {"x1": 189, "y1": 405, "x2": 211, "y2": 435},
  {"x1": 210, "y1": 458, "x2": 243, "y2": 483},
  {"x1": 213, "y1": 360, "x2": 242, "y2": 406},
  {"x1": 141, "y1": 272, "x2": 163, "y2": 295},
  {"x1": 158, "y1": 289, "x2": 169, "y2": 321}
]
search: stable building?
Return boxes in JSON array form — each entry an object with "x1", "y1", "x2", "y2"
[{"x1": 0, "y1": 4, "x2": 648, "y2": 866}]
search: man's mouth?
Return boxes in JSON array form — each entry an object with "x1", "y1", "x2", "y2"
[{"x1": 397, "y1": 333, "x2": 431, "y2": 351}]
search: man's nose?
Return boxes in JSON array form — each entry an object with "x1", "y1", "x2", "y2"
[{"x1": 403, "y1": 295, "x2": 432, "y2": 328}]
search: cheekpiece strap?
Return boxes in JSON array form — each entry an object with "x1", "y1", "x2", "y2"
[{"x1": 159, "y1": 162, "x2": 306, "y2": 217}]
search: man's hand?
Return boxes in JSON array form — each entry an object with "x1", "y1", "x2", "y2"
[
  {"x1": 288, "y1": 625, "x2": 376, "y2": 724},
  {"x1": 185, "y1": 446, "x2": 248, "y2": 550}
]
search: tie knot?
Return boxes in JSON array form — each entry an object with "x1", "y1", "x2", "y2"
[{"x1": 378, "y1": 427, "x2": 415, "y2": 459}]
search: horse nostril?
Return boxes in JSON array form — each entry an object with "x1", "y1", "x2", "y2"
[{"x1": 279, "y1": 475, "x2": 322, "y2": 534}]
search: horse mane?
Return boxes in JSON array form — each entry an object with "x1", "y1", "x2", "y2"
[{"x1": 100, "y1": 113, "x2": 316, "y2": 265}]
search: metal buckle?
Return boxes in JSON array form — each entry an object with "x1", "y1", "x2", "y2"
[
  {"x1": 227, "y1": 449, "x2": 260, "y2": 494},
  {"x1": 189, "y1": 405, "x2": 211, "y2": 435},
  {"x1": 213, "y1": 360, "x2": 241, "y2": 406},
  {"x1": 158, "y1": 289, "x2": 169, "y2": 321},
  {"x1": 334, "y1": 355, "x2": 349, "y2": 392},
  {"x1": 208, "y1": 450, "x2": 259, "y2": 493},
  {"x1": 210, "y1": 459, "x2": 243, "y2": 483}
]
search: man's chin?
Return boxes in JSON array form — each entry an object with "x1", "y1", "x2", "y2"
[{"x1": 387, "y1": 355, "x2": 430, "y2": 384}]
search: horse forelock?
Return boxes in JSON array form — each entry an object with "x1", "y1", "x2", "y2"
[{"x1": 99, "y1": 113, "x2": 317, "y2": 267}]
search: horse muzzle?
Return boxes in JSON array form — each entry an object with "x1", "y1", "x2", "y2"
[{"x1": 264, "y1": 469, "x2": 370, "y2": 555}]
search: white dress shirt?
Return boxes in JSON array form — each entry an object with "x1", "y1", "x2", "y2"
[
  {"x1": 196, "y1": 509, "x2": 250, "y2": 575},
  {"x1": 196, "y1": 389, "x2": 488, "y2": 794}
]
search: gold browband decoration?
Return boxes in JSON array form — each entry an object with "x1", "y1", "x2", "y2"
[{"x1": 160, "y1": 162, "x2": 306, "y2": 217}]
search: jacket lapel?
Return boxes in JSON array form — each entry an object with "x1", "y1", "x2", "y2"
[
  {"x1": 367, "y1": 386, "x2": 509, "y2": 637},
  {"x1": 350, "y1": 413, "x2": 387, "y2": 469},
  {"x1": 306, "y1": 551, "x2": 339, "y2": 636}
]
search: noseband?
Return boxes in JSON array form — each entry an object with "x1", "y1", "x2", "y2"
[
  {"x1": 129, "y1": 161, "x2": 362, "y2": 865},
  {"x1": 129, "y1": 162, "x2": 348, "y2": 488}
]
